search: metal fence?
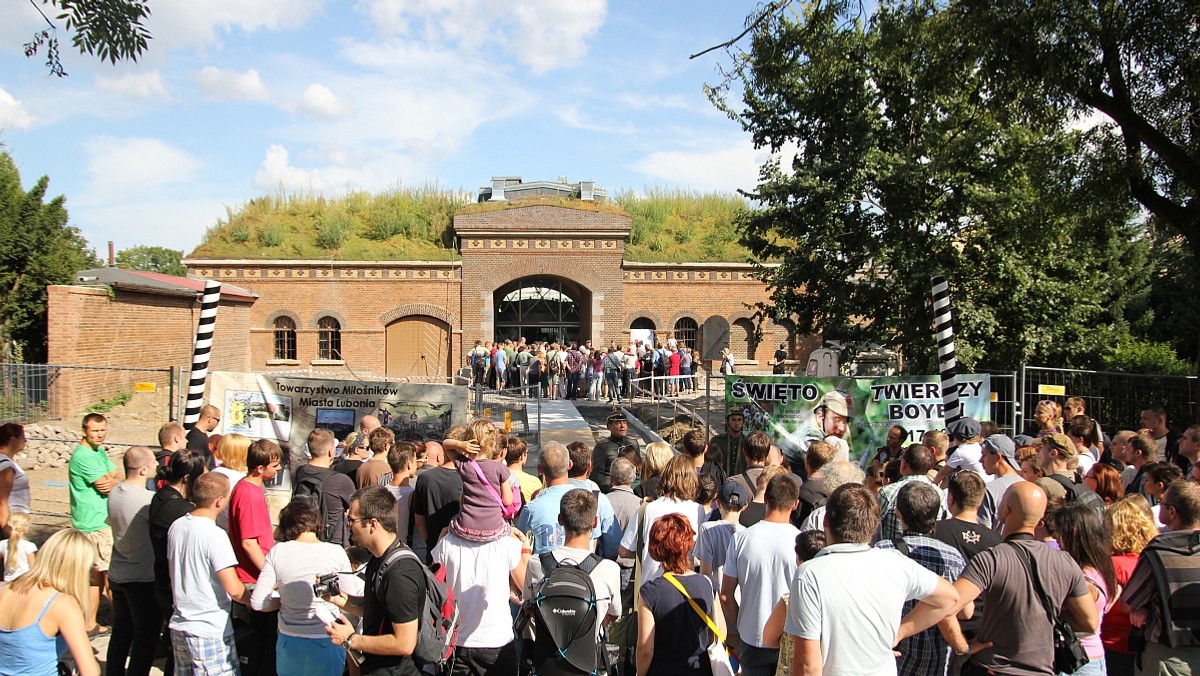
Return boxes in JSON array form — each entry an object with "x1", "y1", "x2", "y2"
[
  {"x1": 0, "y1": 362, "x2": 181, "y2": 424},
  {"x1": 1019, "y1": 366, "x2": 1199, "y2": 437},
  {"x1": 470, "y1": 383, "x2": 541, "y2": 452}
]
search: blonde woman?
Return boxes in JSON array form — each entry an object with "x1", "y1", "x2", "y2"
[
  {"x1": 635, "y1": 441, "x2": 675, "y2": 501},
  {"x1": 0, "y1": 529, "x2": 100, "y2": 676},
  {"x1": 1031, "y1": 399, "x2": 1063, "y2": 437},
  {"x1": 213, "y1": 433, "x2": 251, "y2": 487},
  {"x1": 0, "y1": 512, "x2": 35, "y2": 582},
  {"x1": 619, "y1": 455, "x2": 708, "y2": 584},
  {"x1": 1103, "y1": 496, "x2": 1161, "y2": 673}
]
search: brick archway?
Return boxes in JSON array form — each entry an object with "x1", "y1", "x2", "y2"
[{"x1": 379, "y1": 303, "x2": 456, "y2": 328}]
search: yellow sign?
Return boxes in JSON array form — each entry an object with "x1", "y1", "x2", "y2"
[
  {"x1": 483, "y1": 408, "x2": 491, "y2": 419},
  {"x1": 133, "y1": 382, "x2": 157, "y2": 393},
  {"x1": 504, "y1": 411, "x2": 512, "y2": 433},
  {"x1": 1037, "y1": 384, "x2": 1066, "y2": 396},
  {"x1": 989, "y1": 393, "x2": 998, "y2": 402}
]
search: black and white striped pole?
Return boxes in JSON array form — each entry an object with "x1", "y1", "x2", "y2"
[
  {"x1": 183, "y1": 280, "x2": 221, "y2": 429},
  {"x1": 931, "y1": 276, "x2": 963, "y2": 424}
]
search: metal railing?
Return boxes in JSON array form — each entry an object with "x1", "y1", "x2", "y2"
[{"x1": 1019, "y1": 366, "x2": 1199, "y2": 437}]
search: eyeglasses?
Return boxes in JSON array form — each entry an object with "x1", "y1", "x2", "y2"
[
  {"x1": 346, "y1": 515, "x2": 369, "y2": 526},
  {"x1": 1161, "y1": 502, "x2": 1178, "y2": 512}
]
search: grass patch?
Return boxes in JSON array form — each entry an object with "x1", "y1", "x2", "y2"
[{"x1": 189, "y1": 186, "x2": 765, "y2": 262}]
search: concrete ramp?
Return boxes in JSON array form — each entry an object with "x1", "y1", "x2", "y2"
[{"x1": 535, "y1": 398, "x2": 597, "y2": 450}]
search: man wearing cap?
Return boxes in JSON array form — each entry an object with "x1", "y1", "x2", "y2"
[
  {"x1": 589, "y1": 411, "x2": 639, "y2": 493},
  {"x1": 780, "y1": 390, "x2": 852, "y2": 468},
  {"x1": 710, "y1": 410, "x2": 747, "y2": 473},
  {"x1": 979, "y1": 434, "x2": 1024, "y2": 531},
  {"x1": 934, "y1": 417, "x2": 988, "y2": 486},
  {"x1": 721, "y1": 474, "x2": 801, "y2": 676}
]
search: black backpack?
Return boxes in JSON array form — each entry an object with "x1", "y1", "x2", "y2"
[
  {"x1": 292, "y1": 467, "x2": 335, "y2": 541},
  {"x1": 528, "y1": 553, "x2": 608, "y2": 675},
  {"x1": 1048, "y1": 474, "x2": 1106, "y2": 518}
]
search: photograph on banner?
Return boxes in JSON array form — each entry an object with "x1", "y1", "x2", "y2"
[
  {"x1": 209, "y1": 371, "x2": 468, "y2": 490},
  {"x1": 725, "y1": 375, "x2": 990, "y2": 464}
]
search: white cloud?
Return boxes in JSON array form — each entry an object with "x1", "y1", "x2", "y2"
[
  {"x1": 356, "y1": 0, "x2": 606, "y2": 73},
  {"x1": 0, "y1": 88, "x2": 35, "y2": 129},
  {"x1": 196, "y1": 67, "x2": 269, "y2": 101},
  {"x1": 555, "y1": 104, "x2": 635, "y2": 135},
  {"x1": 145, "y1": 0, "x2": 325, "y2": 54},
  {"x1": 297, "y1": 84, "x2": 349, "y2": 119},
  {"x1": 254, "y1": 144, "x2": 326, "y2": 191},
  {"x1": 95, "y1": 71, "x2": 170, "y2": 101},
  {"x1": 632, "y1": 140, "x2": 766, "y2": 193},
  {"x1": 83, "y1": 137, "x2": 201, "y2": 195}
]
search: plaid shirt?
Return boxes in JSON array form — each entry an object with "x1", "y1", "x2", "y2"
[
  {"x1": 875, "y1": 475, "x2": 948, "y2": 542},
  {"x1": 876, "y1": 534, "x2": 966, "y2": 676}
]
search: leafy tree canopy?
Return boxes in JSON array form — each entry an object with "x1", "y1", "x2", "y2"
[
  {"x1": 24, "y1": 0, "x2": 151, "y2": 77},
  {"x1": 115, "y1": 245, "x2": 186, "y2": 277},
  {"x1": 710, "y1": 0, "x2": 1176, "y2": 373},
  {"x1": 0, "y1": 152, "x2": 98, "y2": 361}
]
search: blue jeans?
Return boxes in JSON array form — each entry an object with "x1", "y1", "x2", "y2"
[
  {"x1": 276, "y1": 633, "x2": 345, "y2": 676},
  {"x1": 1059, "y1": 656, "x2": 1105, "y2": 676}
]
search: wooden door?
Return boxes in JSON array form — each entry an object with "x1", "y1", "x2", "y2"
[{"x1": 385, "y1": 316, "x2": 450, "y2": 378}]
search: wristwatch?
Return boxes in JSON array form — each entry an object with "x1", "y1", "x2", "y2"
[{"x1": 346, "y1": 633, "x2": 357, "y2": 650}]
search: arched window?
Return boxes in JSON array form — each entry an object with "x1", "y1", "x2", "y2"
[
  {"x1": 273, "y1": 317, "x2": 296, "y2": 360},
  {"x1": 673, "y1": 317, "x2": 698, "y2": 351},
  {"x1": 317, "y1": 316, "x2": 342, "y2": 360},
  {"x1": 630, "y1": 317, "x2": 656, "y2": 331}
]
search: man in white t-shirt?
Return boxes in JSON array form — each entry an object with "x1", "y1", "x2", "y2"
[
  {"x1": 787, "y1": 484, "x2": 960, "y2": 675},
  {"x1": 522, "y1": 489, "x2": 621, "y2": 638},
  {"x1": 432, "y1": 513, "x2": 532, "y2": 672},
  {"x1": 167, "y1": 472, "x2": 248, "y2": 676},
  {"x1": 721, "y1": 474, "x2": 801, "y2": 676}
]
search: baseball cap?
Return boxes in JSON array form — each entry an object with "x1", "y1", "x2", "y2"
[
  {"x1": 947, "y1": 417, "x2": 982, "y2": 441},
  {"x1": 1013, "y1": 434, "x2": 1037, "y2": 449},
  {"x1": 719, "y1": 480, "x2": 749, "y2": 508},
  {"x1": 982, "y1": 434, "x2": 1019, "y2": 471}
]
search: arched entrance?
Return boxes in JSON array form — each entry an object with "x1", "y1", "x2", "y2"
[
  {"x1": 385, "y1": 316, "x2": 452, "y2": 377},
  {"x1": 494, "y1": 276, "x2": 586, "y2": 344}
]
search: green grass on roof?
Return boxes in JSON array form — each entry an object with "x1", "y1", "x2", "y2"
[{"x1": 188, "y1": 186, "x2": 761, "y2": 263}]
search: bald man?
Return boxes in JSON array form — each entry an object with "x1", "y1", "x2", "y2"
[
  {"x1": 186, "y1": 404, "x2": 221, "y2": 469},
  {"x1": 950, "y1": 482, "x2": 1098, "y2": 675},
  {"x1": 346, "y1": 415, "x2": 382, "y2": 456},
  {"x1": 108, "y1": 446, "x2": 160, "y2": 675}
]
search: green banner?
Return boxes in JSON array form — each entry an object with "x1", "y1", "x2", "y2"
[{"x1": 725, "y1": 375, "x2": 991, "y2": 462}]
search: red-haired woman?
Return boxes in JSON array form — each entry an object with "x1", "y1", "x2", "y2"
[
  {"x1": 635, "y1": 513, "x2": 726, "y2": 676},
  {"x1": 1083, "y1": 463, "x2": 1125, "y2": 506}
]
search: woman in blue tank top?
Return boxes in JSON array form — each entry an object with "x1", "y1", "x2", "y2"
[{"x1": 0, "y1": 529, "x2": 100, "y2": 676}]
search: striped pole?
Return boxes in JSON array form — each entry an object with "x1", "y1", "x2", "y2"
[
  {"x1": 931, "y1": 276, "x2": 963, "y2": 423},
  {"x1": 183, "y1": 280, "x2": 221, "y2": 429}
]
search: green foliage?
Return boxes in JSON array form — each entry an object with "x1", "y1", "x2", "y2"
[
  {"x1": 1102, "y1": 338, "x2": 1194, "y2": 376},
  {"x1": 0, "y1": 152, "x2": 98, "y2": 362},
  {"x1": 84, "y1": 391, "x2": 132, "y2": 414},
  {"x1": 115, "y1": 245, "x2": 186, "y2": 277},
  {"x1": 615, "y1": 189, "x2": 756, "y2": 263},
  {"x1": 714, "y1": 0, "x2": 1157, "y2": 372},
  {"x1": 191, "y1": 187, "x2": 758, "y2": 263},
  {"x1": 24, "y1": 0, "x2": 152, "y2": 77}
]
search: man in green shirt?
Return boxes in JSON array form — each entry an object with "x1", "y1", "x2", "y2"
[{"x1": 69, "y1": 412, "x2": 121, "y2": 634}]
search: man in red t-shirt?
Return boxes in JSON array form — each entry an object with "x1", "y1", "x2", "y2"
[{"x1": 227, "y1": 438, "x2": 282, "y2": 675}]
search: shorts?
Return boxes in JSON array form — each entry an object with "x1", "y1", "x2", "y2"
[
  {"x1": 172, "y1": 631, "x2": 239, "y2": 676},
  {"x1": 277, "y1": 633, "x2": 345, "y2": 676},
  {"x1": 83, "y1": 526, "x2": 114, "y2": 572}
]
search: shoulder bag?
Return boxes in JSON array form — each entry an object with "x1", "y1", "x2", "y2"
[
  {"x1": 662, "y1": 573, "x2": 735, "y2": 676},
  {"x1": 1008, "y1": 542, "x2": 1089, "y2": 673}
]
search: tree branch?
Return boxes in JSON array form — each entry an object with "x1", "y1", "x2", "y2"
[{"x1": 690, "y1": 1, "x2": 793, "y2": 59}]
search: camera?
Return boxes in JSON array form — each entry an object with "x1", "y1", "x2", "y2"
[{"x1": 313, "y1": 573, "x2": 341, "y2": 598}]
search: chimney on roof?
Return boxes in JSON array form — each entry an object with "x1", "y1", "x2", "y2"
[
  {"x1": 580, "y1": 181, "x2": 595, "y2": 201},
  {"x1": 490, "y1": 177, "x2": 507, "y2": 201},
  {"x1": 108, "y1": 241, "x2": 115, "y2": 267}
]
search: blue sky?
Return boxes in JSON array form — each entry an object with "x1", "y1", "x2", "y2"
[{"x1": 0, "y1": 1, "x2": 774, "y2": 256}]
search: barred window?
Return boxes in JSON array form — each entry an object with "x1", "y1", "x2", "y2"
[
  {"x1": 317, "y1": 316, "x2": 342, "y2": 360},
  {"x1": 673, "y1": 317, "x2": 698, "y2": 351},
  {"x1": 273, "y1": 317, "x2": 296, "y2": 360}
]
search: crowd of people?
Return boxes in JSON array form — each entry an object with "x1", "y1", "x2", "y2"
[
  {"x1": 0, "y1": 392, "x2": 1197, "y2": 676},
  {"x1": 468, "y1": 336, "x2": 718, "y2": 400}
]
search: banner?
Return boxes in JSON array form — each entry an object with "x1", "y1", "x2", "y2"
[
  {"x1": 209, "y1": 371, "x2": 468, "y2": 490},
  {"x1": 725, "y1": 375, "x2": 990, "y2": 463}
]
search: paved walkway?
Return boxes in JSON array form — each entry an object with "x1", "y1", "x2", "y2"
[{"x1": 533, "y1": 398, "x2": 599, "y2": 452}]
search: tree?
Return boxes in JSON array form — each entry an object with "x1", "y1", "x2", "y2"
[
  {"x1": 0, "y1": 153, "x2": 98, "y2": 362},
  {"x1": 24, "y1": 0, "x2": 151, "y2": 77},
  {"x1": 115, "y1": 245, "x2": 186, "y2": 277},
  {"x1": 710, "y1": 0, "x2": 1153, "y2": 372}
]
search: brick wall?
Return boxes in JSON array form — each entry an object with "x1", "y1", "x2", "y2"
[{"x1": 45, "y1": 285, "x2": 251, "y2": 418}]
